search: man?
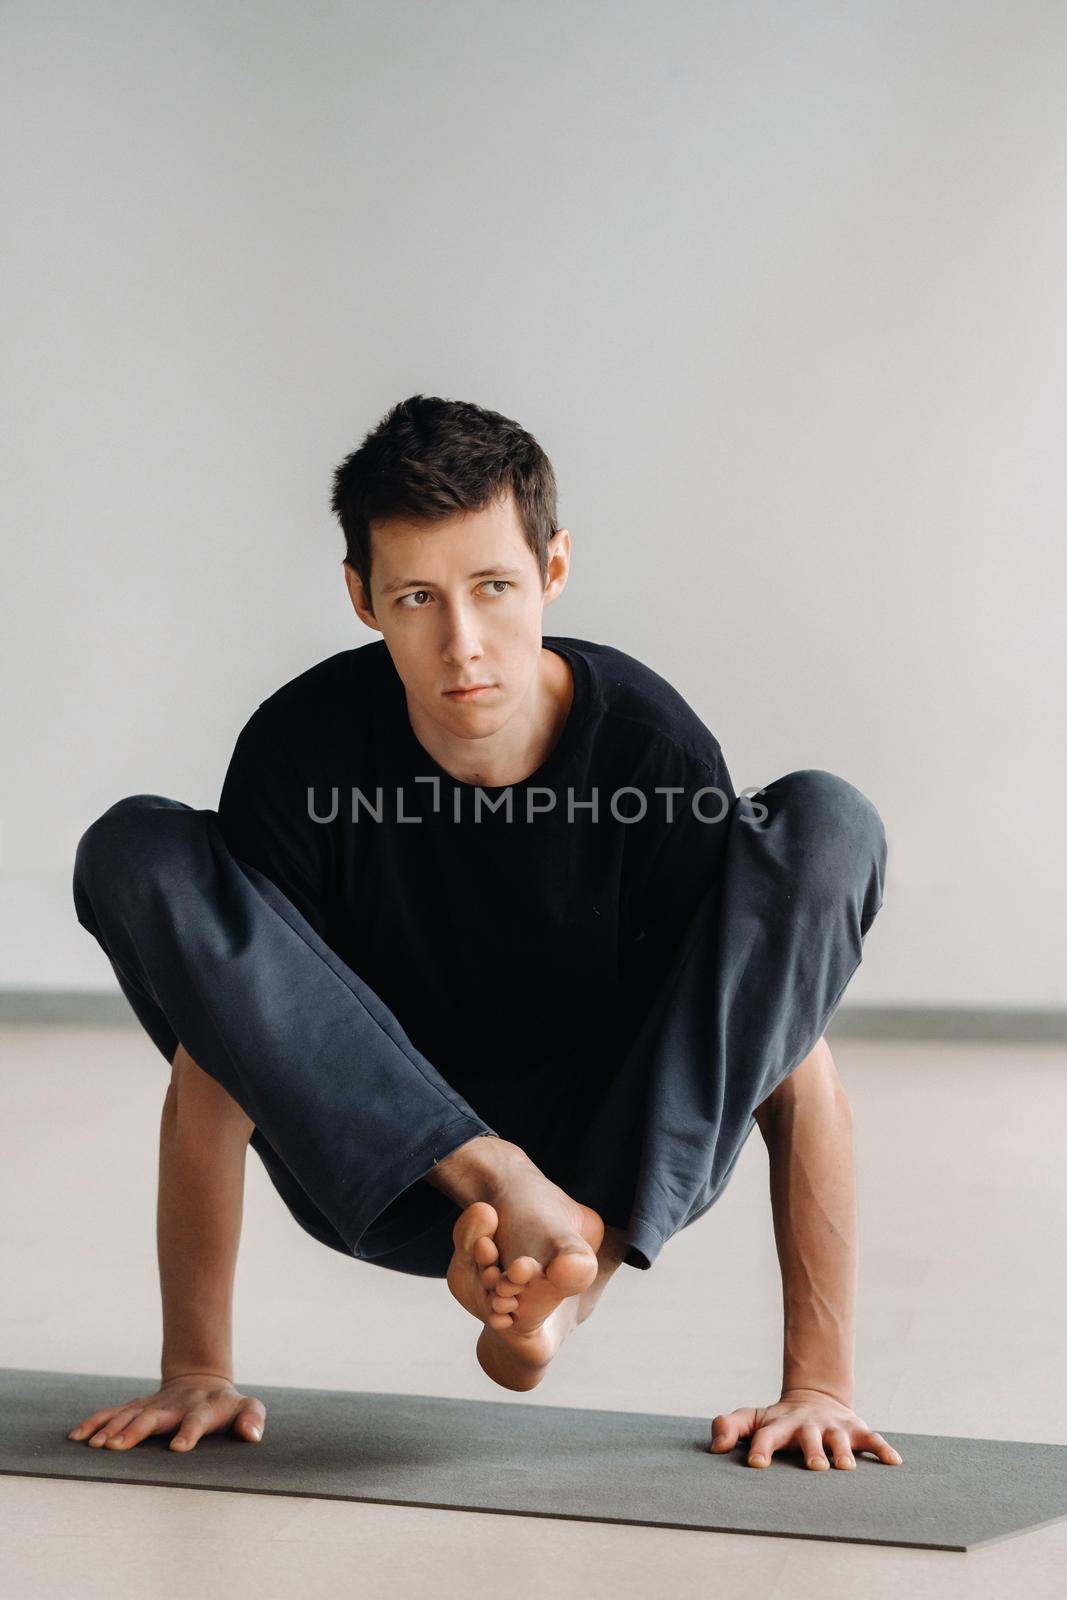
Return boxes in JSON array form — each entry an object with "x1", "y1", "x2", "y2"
[{"x1": 68, "y1": 395, "x2": 900, "y2": 1471}]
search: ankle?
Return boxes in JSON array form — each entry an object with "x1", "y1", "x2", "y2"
[{"x1": 423, "y1": 1133, "x2": 530, "y2": 1207}]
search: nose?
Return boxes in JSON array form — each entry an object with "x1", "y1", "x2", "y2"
[{"x1": 438, "y1": 598, "x2": 484, "y2": 667}]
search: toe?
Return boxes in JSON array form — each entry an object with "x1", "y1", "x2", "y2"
[
  {"x1": 472, "y1": 1234, "x2": 499, "y2": 1267},
  {"x1": 453, "y1": 1201, "x2": 499, "y2": 1258},
  {"x1": 503, "y1": 1255, "x2": 541, "y2": 1287},
  {"x1": 545, "y1": 1243, "x2": 599, "y2": 1294}
]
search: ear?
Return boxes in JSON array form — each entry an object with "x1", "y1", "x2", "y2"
[{"x1": 543, "y1": 527, "x2": 571, "y2": 601}]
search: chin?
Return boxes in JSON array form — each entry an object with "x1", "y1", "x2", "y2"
[{"x1": 443, "y1": 700, "x2": 506, "y2": 732}]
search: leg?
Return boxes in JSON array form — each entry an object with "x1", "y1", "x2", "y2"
[
  {"x1": 555, "y1": 768, "x2": 887, "y2": 1270},
  {"x1": 72, "y1": 794, "x2": 499, "y2": 1262}
]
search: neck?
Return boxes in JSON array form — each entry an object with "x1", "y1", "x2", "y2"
[{"x1": 406, "y1": 646, "x2": 573, "y2": 788}]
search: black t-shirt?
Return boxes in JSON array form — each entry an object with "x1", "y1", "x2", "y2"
[{"x1": 216, "y1": 635, "x2": 736, "y2": 1153}]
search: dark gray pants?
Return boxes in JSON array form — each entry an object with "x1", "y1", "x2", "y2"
[{"x1": 72, "y1": 769, "x2": 886, "y2": 1277}]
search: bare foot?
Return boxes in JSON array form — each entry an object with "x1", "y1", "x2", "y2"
[
  {"x1": 476, "y1": 1220, "x2": 631, "y2": 1391},
  {"x1": 447, "y1": 1180, "x2": 600, "y2": 1327},
  {"x1": 445, "y1": 1150, "x2": 600, "y2": 1385},
  {"x1": 448, "y1": 1174, "x2": 629, "y2": 1394}
]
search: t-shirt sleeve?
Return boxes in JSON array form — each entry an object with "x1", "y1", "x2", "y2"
[
  {"x1": 216, "y1": 709, "x2": 335, "y2": 944},
  {"x1": 617, "y1": 734, "x2": 737, "y2": 1022}
]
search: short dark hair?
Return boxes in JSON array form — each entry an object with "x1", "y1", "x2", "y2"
[{"x1": 330, "y1": 394, "x2": 559, "y2": 606}]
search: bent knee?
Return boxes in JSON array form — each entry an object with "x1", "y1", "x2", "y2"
[
  {"x1": 74, "y1": 794, "x2": 200, "y2": 890},
  {"x1": 769, "y1": 769, "x2": 887, "y2": 911},
  {"x1": 778, "y1": 768, "x2": 885, "y2": 854}
]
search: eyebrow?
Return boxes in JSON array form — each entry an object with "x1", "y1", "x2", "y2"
[{"x1": 378, "y1": 567, "x2": 523, "y2": 596}]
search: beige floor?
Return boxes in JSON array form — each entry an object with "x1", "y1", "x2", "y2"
[{"x1": 1, "y1": 1024, "x2": 1065, "y2": 1599}]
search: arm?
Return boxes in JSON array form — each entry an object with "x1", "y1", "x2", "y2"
[
  {"x1": 65, "y1": 1047, "x2": 266, "y2": 1453},
  {"x1": 158, "y1": 1044, "x2": 255, "y2": 1383},
  {"x1": 710, "y1": 1039, "x2": 902, "y2": 1469},
  {"x1": 752, "y1": 1037, "x2": 857, "y2": 1408}
]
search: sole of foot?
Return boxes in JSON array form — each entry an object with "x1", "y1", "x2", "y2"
[{"x1": 447, "y1": 1196, "x2": 606, "y2": 1392}]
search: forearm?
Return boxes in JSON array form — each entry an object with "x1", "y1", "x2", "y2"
[
  {"x1": 157, "y1": 1082, "x2": 250, "y2": 1382},
  {"x1": 762, "y1": 1088, "x2": 858, "y2": 1407}
]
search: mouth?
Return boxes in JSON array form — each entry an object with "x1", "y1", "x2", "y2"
[{"x1": 443, "y1": 683, "x2": 495, "y2": 700}]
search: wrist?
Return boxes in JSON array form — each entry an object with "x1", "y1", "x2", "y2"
[
  {"x1": 781, "y1": 1381, "x2": 855, "y2": 1408},
  {"x1": 161, "y1": 1345, "x2": 234, "y2": 1383},
  {"x1": 162, "y1": 1367, "x2": 234, "y2": 1384}
]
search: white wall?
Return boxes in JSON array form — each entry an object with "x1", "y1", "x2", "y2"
[{"x1": 2, "y1": 0, "x2": 1064, "y2": 1006}]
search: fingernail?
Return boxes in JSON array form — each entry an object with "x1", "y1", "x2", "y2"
[
  {"x1": 110, "y1": 1435, "x2": 124, "y2": 1446},
  {"x1": 249, "y1": 1426, "x2": 261, "y2": 1441},
  {"x1": 711, "y1": 1434, "x2": 726, "y2": 1448},
  {"x1": 750, "y1": 1454, "x2": 766, "y2": 1466}
]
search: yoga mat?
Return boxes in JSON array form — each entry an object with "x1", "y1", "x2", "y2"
[{"x1": 2, "y1": 1368, "x2": 1065, "y2": 1552}]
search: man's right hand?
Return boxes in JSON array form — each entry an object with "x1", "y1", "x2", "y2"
[{"x1": 66, "y1": 1372, "x2": 266, "y2": 1452}]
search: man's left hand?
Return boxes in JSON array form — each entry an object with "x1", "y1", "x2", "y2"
[{"x1": 708, "y1": 1388, "x2": 904, "y2": 1469}]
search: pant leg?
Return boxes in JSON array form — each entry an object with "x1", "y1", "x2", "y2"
[
  {"x1": 72, "y1": 793, "x2": 498, "y2": 1262},
  {"x1": 551, "y1": 768, "x2": 887, "y2": 1271}
]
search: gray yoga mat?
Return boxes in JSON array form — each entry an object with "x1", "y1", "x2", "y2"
[{"x1": 2, "y1": 1368, "x2": 1065, "y2": 1552}]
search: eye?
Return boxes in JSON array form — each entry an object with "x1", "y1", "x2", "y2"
[{"x1": 396, "y1": 580, "x2": 511, "y2": 609}]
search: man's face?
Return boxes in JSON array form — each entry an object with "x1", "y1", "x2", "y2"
[{"x1": 344, "y1": 490, "x2": 570, "y2": 742}]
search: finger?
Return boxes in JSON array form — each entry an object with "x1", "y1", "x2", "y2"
[
  {"x1": 101, "y1": 1406, "x2": 152, "y2": 1448},
  {"x1": 233, "y1": 1400, "x2": 266, "y2": 1443},
  {"x1": 798, "y1": 1423, "x2": 829, "y2": 1470},
  {"x1": 708, "y1": 1410, "x2": 755, "y2": 1452},
  {"x1": 824, "y1": 1425, "x2": 855, "y2": 1469},
  {"x1": 68, "y1": 1404, "x2": 132, "y2": 1442},
  {"x1": 862, "y1": 1431, "x2": 903, "y2": 1464},
  {"x1": 108, "y1": 1406, "x2": 174, "y2": 1450},
  {"x1": 90, "y1": 1405, "x2": 147, "y2": 1447},
  {"x1": 747, "y1": 1428, "x2": 780, "y2": 1468},
  {"x1": 170, "y1": 1405, "x2": 212, "y2": 1452}
]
